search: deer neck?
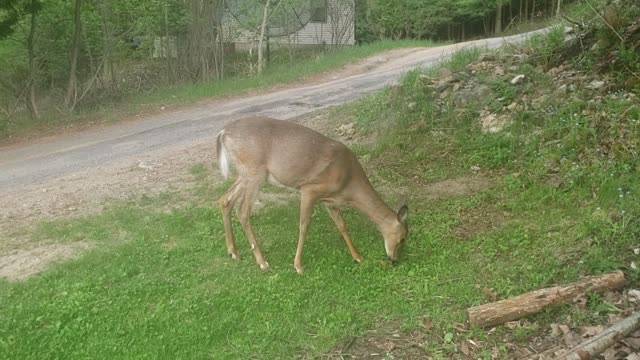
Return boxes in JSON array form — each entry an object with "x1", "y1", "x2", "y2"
[{"x1": 351, "y1": 181, "x2": 396, "y2": 229}]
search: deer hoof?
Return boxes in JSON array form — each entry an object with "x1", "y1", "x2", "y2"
[
  {"x1": 294, "y1": 265, "x2": 304, "y2": 274},
  {"x1": 259, "y1": 262, "x2": 270, "y2": 271},
  {"x1": 229, "y1": 252, "x2": 240, "y2": 261},
  {"x1": 353, "y1": 255, "x2": 363, "y2": 263}
]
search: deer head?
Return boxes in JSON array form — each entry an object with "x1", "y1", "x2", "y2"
[{"x1": 382, "y1": 194, "x2": 409, "y2": 262}]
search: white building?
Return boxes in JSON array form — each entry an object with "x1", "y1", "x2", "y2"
[{"x1": 223, "y1": 0, "x2": 355, "y2": 49}]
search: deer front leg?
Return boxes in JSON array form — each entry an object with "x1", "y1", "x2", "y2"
[
  {"x1": 219, "y1": 180, "x2": 243, "y2": 261},
  {"x1": 294, "y1": 191, "x2": 318, "y2": 274},
  {"x1": 325, "y1": 205, "x2": 363, "y2": 263}
]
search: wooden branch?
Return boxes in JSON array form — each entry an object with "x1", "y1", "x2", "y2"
[
  {"x1": 466, "y1": 270, "x2": 625, "y2": 328},
  {"x1": 558, "y1": 311, "x2": 640, "y2": 360},
  {"x1": 584, "y1": 0, "x2": 624, "y2": 42}
]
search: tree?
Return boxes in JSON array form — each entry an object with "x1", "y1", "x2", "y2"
[
  {"x1": 257, "y1": 0, "x2": 271, "y2": 73},
  {"x1": 64, "y1": 0, "x2": 82, "y2": 110},
  {"x1": 26, "y1": 0, "x2": 39, "y2": 118}
]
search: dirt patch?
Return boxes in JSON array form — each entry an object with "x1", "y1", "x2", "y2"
[
  {"x1": 0, "y1": 242, "x2": 89, "y2": 281},
  {"x1": 422, "y1": 176, "x2": 492, "y2": 199},
  {"x1": 0, "y1": 137, "x2": 220, "y2": 252},
  {"x1": 322, "y1": 321, "x2": 429, "y2": 359},
  {"x1": 452, "y1": 204, "x2": 513, "y2": 239}
]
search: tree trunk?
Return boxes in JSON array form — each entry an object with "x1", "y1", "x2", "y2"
[
  {"x1": 466, "y1": 270, "x2": 625, "y2": 328},
  {"x1": 257, "y1": 0, "x2": 271, "y2": 74},
  {"x1": 556, "y1": 0, "x2": 563, "y2": 17},
  {"x1": 218, "y1": 24, "x2": 224, "y2": 80},
  {"x1": 65, "y1": 0, "x2": 82, "y2": 110},
  {"x1": 27, "y1": 0, "x2": 39, "y2": 119},
  {"x1": 519, "y1": 0, "x2": 523, "y2": 22},
  {"x1": 495, "y1": 3, "x2": 503, "y2": 34},
  {"x1": 524, "y1": 0, "x2": 529, "y2": 21},
  {"x1": 531, "y1": 0, "x2": 536, "y2": 20},
  {"x1": 99, "y1": 0, "x2": 116, "y2": 90}
]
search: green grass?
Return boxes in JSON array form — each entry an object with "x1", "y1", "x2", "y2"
[{"x1": 0, "y1": 40, "x2": 434, "y2": 144}]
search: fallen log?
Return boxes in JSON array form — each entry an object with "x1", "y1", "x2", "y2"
[
  {"x1": 558, "y1": 311, "x2": 640, "y2": 360},
  {"x1": 466, "y1": 270, "x2": 625, "y2": 328}
]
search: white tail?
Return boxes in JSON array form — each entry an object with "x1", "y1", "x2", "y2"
[
  {"x1": 216, "y1": 130, "x2": 230, "y2": 179},
  {"x1": 216, "y1": 117, "x2": 408, "y2": 274}
]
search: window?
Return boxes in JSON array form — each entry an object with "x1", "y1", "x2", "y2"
[{"x1": 310, "y1": 0, "x2": 327, "y2": 22}]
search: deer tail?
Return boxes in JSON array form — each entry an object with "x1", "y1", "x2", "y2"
[{"x1": 216, "y1": 129, "x2": 230, "y2": 179}]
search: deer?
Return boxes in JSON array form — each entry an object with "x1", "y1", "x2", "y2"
[{"x1": 216, "y1": 116, "x2": 408, "y2": 274}]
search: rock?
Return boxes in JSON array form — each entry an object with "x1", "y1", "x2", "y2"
[
  {"x1": 438, "y1": 67, "x2": 453, "y2": 78},
  {"x1": 480, "y1": 112, "x2": 511, "y2": 133},
  {"x1": 476, "y1": 85, "x2": 492, "y2": 100},
  {"x1": 506, "y1": 102, "x2": 519, "y2": 111},
  {"x1": 336, "y1": 123, "x2": 356, "y2": 137},
  {"x1": 629, "y1": 289, "x2": 640, "y2": 303},
  {"x1": 138, "y1": 161, "x2": 154, "y2": 171},
  {"x1": 437, "y1": 75, "x2": 456, "y2": 88},
  {"x1": 494, "y1": 66, "x2": 505, "y2": 76},
  {"x1": 586, "y1": 80, "x2": 606, "y2": 91},
  {"x1": 511, "y1": 74, "x2": 526, "y2": 85}
]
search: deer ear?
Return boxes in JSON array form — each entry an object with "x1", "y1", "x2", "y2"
[
  {"x1": 397, "y1": 205, "x2": 408, "y2": 224},
  {"x1": 397, "y1": 194, "x2": 409, "y2": 211}
]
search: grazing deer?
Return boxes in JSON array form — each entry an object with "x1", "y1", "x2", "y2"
[{"x1": 216, "y1": 117, "x2": 408, "y2": 274}]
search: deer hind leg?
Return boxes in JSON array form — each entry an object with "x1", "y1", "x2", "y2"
[
  {"x1": 236, "y1": 176, "x2": 270, "y2": 271},
  {"x1": 325, "y1": 205, "x2": 363, "y2": 263},
  {"x1": 294, "y1": 189, "x2": 320, "y2": 274},
  {"x1": 219, "y1": 180, "x2": 244, "y2": 260}
]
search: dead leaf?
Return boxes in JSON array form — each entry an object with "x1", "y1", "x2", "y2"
[
  {"x1": 550, "y1": 323, "x2": 563, "y2": 337},
  {"x1": 573, "y1": 293, "x2": 588, "y2": 308},
  {"x1": 505, "y1": 321, "x2": 520, "y2": 329},
  {"x1": 559, "y1": 324, "x2": 571, "y2": 335},
  {"x1": 422, "y1": 319, "x2": 433, "y2": 330},
  {"x1": 563, "y1": 331, "x2": 584, "y2": 348},
  {"x1": 460, "y1": 341, "x2": 470, "y2": 356},
  {"x1": 627, "y1": 353, "x2": 640, "y2": 360},
  {"x1": 580, "y1": 325, "x2": 604, "y2": 338},
  {"x1": 454, "y1": 323, "x2": 469, "y2": 333},
  {"x1": 603, "y1": 347, "x2": 617, "y2": 360},
  {"x1": 483, "y1": 287, "x2": 499, "y2": 302},
  {"x1": 604, "y1": 291, "x2": 623, "y2": 304},
  {"x1": 624, "y1": 337, "x2": 640, "y2": 350}
]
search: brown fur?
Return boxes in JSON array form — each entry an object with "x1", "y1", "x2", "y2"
[{"x1": 216, "y1": 117, "x2": 408, "y2": 273}]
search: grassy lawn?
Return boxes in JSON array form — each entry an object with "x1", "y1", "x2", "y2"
[
  {"x1": 0, "y1": 39, "x2": 434, "y2": 144},
  {"x1": 2, "y1": 28, "x2": 639, "y2": 358}
]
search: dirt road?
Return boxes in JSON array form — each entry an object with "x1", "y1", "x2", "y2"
[
  {"x1": 0, "y1": 30, "x2": 547, "y2": 250},
  {"x1": 0, "y1": 30, "x2": 547, "y2": 190}
]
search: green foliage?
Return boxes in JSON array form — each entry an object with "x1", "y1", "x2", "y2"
[{"x1": 357, "y1": 0, "x2": 568, "y2": 43}]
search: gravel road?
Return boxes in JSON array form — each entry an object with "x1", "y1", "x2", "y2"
[{"x1": 0, "y1": 30, "x2": 548, "y2": 192}]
